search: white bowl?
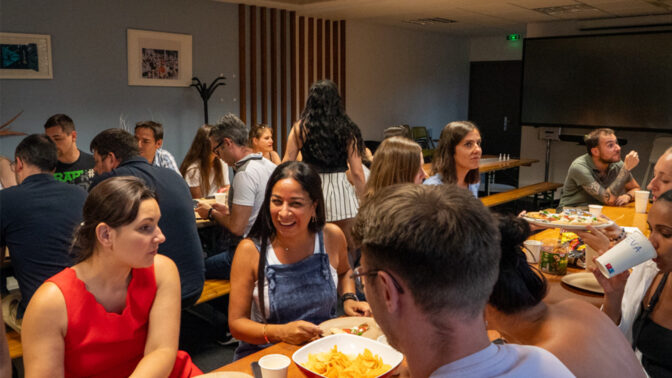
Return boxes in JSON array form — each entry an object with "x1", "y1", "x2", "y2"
[{"x1": 292, "y1": 334, "x2": 403, "y2": 378}]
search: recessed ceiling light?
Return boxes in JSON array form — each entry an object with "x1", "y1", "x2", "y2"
[
  {"x1": 404, "y1": 17, "x2": 457, "y2": 26},
  {"x1": 533, "y1": 4, "x2": 600, "y2": 16}
]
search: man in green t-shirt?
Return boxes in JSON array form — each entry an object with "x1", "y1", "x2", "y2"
[{"x1": 559, "y1": 128, "x2": 640, "y2": 209}]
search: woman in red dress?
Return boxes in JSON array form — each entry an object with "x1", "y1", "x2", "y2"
[{"x1": 22, "y1": 176, "x2": 202, "y2": 378}]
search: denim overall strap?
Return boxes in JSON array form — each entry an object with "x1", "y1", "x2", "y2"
[{"x1": 234, "y1": 231, "x2": 336, "y2": 360}]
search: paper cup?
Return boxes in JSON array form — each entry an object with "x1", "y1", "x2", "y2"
[
  {"x1": 523, "y1": 240, "x2": 542, "y2": 263},
  {"x1": 635, "y1": 191, "x2": 650, "y2": 214},
  {"x1": 259, "y1": 354, "x2": 290, "y2": 378},
  {"x1": 214, "y1": 192, "x2": 228, "y2": 206},
  {"x1": 584, "y1": 245, "x2": 598, "y2": 270},
  {"x1": 595, "y1": 229, "x2": 656, "y2": 278},
  {"x1": 588, "y1": 204, "x2": 603, "y2": 217}
]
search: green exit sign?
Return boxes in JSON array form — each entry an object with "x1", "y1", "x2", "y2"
[{"x1": 507, "y1": 34, "x2": 521, "y2": 41}]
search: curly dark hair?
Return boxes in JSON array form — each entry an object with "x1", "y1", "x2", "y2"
[
  {"x1": 488, "y1": 213, "x2": 547, "y2": 314},
  {"x1": 296, "y1": 80, "x2": 364, "y2": 165}
]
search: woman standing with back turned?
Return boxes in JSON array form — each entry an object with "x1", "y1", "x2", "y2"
[{"x1": 283, "y1": 80, "x2": 366, "y2": 265}]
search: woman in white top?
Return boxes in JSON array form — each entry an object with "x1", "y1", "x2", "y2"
[
  {"x1": 228, "y1": 161, "x2": 370, "y2": 360},
  {"x1": 180, "y1": 125, "x2": 229, "y2": 198}
]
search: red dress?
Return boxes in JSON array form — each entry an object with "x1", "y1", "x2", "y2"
[{"x1": 47, "y1": 267, "x2": 202, "y2": 378}]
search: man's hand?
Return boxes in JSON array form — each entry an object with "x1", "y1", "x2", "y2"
[
  {"x1": 623, "y1": 151, "x2": 639, "y2": 171},
  {"x1": 195, "y1": 202, "x2": 212, "y2": 219},
  {"x1": 614, "y1": 194, "x2": 632, "y2": 206}
]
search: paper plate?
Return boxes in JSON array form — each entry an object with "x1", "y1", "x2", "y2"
[
  {"x1": 318, "y1": 316, "x2": 383, "y2": 340},
  {"x1": 561, "y1": 272, "x2": 604, "y2": 294},
  {"x1": 523, "y1": 217, "x2": 614, "y2": 231}
]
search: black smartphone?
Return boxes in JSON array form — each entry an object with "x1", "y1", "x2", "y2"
[{"x1": 250, "y1": 361, "x2": 262, "y2": 378}]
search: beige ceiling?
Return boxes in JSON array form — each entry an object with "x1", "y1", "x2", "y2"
[{"x1": 218, "y1": 0, "x2": 672, "y2": 36}]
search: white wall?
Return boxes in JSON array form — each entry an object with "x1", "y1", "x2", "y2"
[
  {"x1": 470, "y1": 36, "x2": 523, "y2": 62},
  {"x1": 345, "y1": 22, "x2": 471, "y2": 141}
]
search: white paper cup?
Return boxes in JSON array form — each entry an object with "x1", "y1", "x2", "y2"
[
  {"x1": 635, "y1": 190, "x2": 650, "y2": 213},
  {"x1": 588, "y1": 204, "x2": 603, "y2": 217},
  {"x1": 259, "y1": 354, "x2": 290, "y2": 378},
  {"x1": 595, "y1": 229, "x2": 656, "y2": 278},
  {"x1": 214, "y1": 192, "x2": 228, "y2": 205},
  {"x1": 523, "y1": 240, "x2": 542, "y2": 263},
  {"x1": 584, "y1": 245, "x2": 598, "y2": 270}
]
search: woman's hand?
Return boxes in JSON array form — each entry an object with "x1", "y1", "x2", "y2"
[
  {"x1": 591, "y1": 265, "x2": 629, "y2": 296},
  {"x1": 344, "y1": 300, "x2": 372, "y2": 317},
  {"x1": 278, "y1": 321, "x2": 322, "y2": 345},
  {"x1": 576, "y1": 226, "x2": 611, "y2": 254}
]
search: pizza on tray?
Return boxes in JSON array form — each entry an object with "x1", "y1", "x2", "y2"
[{"x1": 524, "y1": 210, "x2": 610, "y2": 227}]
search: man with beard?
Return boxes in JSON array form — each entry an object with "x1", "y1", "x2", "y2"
[
  {"x1": 559, "y1": 128, "x2": 640, "y2": 209},
  {"x1": 352, "y1": 184, "x2": 573, "y2": 378}
]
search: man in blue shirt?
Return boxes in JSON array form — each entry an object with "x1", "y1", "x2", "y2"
[
  {"x1": 134, "y1": 121, "x2": 180, "y2": 173},
  {"x1": 1, "y1": 134, "x2": 87, "y2": 332},
  {"x1": 90, "y1": 129, "x2": 204, "y2": 307}
]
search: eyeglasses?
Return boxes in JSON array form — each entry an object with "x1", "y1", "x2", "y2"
[
  {"x1": 9, "y1": 160, "x2": 16, "y2": 172},
  {"x1": 212, "y1": 139, "x2": 224, "y2": 154},
  {"x1": 351, "y1": 266, "x2": 404, "y2": 294}
]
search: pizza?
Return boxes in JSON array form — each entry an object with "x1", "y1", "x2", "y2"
[{"x1": 524, "y1": 209, "x2": 610, "y2": 227}]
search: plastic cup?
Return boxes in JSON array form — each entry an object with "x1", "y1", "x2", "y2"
[
  {"x1": 588, "y1": 204, "x2": 603, "y2": 217},
  {"x1": 539, "y1": 239, "x2": 568, "y2": 275},
  {"x1": 595, "y1": 229, "x2": 656, "y2": 278},
  {"x1": 635, "y1": 190, "x2": 650, "y2": 214},
  {"x1": 523, "y1": 240, "x2": 542, "y2": 263},
  {"x1": 259, "y1": 354, "x2": 290, "y2": 378},
  {"x1": 214, "y1": 192, "x2": 228, "y2": 206}
]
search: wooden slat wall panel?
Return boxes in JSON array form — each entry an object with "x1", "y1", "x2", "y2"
[
  {"x1": 298, "y1": 16, "x2": 305, "y2": 114},
  {"x1": 308, "y1": 18, "x2": 314, "y2": 88},
  {"x1": 270, "y1": 9, "x2": 278, "y2": 150},
  {"x1": 238, "y1": 4, "x2": 246, "y2": 123},
  {"x1": 249, "y1": 6, "x2": 257, "y2": 127},
  {"x1": 325, "y1": 21, "x2": 331, "y2": 79},
  {"x1": 260, "y1": 7, "x2": 268, "y2": 125},
  {"x1": 238, "y1": 5, "x2": 346, "y2": 154},
  {"x1": 332, "y1": 21, "x2": 339, "y2": 89},
  {"x1": 281, "y1": 10, "x2": 288, "y2": 152},
  {"x1": 340, "y1": 20, "x2": 346, "y2": 108},
  {"x1": 317, "y1": 19, "x2": 323, "y2": 79}
]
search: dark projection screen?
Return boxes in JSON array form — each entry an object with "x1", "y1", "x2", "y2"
[{"x1": 521, "y1": 31, "x2": 672, "y2": 131}]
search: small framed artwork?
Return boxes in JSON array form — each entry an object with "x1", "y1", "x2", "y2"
[
  {"x1": 127, "y1": 29, "x2": 192, "y2": 87},
  {"x1": 0, "y1": 32, "x2": 53, "y2": 79}
]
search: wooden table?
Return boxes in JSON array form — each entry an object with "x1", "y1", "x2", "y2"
[
  {"x1": 210, "y1": 204, "x2": 650, "y2": 375},
  {"x1": 528, "y1": 203, "x2": 650, "y2": 308},
  {"x1": 423, "y1": 156, "x2": 540, "y2": 195}
]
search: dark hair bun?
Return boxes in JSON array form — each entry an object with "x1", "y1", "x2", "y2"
[{"x1": 495, "y1": 213, "x2": 530, "y2": 256}]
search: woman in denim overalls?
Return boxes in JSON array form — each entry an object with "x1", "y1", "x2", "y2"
[{"x1": 228, "y1": 162, "x2": 371, "y2": 359}]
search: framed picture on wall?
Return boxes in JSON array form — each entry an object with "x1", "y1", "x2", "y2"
[
  {"x1": 127, "y1": 29, "x2": 192, "y2": 87},
  {"x1": 0, "y1": 32, "x2": 53, "y2": 79}
]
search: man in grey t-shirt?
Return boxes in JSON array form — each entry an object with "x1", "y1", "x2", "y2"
[
  {"x1": 196, "y1": 114, "x2": 276, "y2": 278},
  {"x1": 559, "y1": 128, "x2": 640, "y2": 209}
]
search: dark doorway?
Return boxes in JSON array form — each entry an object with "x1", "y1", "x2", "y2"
[
  {"x1": 468, "y1": 60, "x2": 523, "y2": 189},
  {"x1": 468, "y1": 60, "x2": 522, "y2": 157}
]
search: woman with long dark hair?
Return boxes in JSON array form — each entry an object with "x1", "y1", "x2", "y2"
[
  {"x1": 283, "y1": 80, "x2": 365, "y2": 264},
  {"x1": 228, "y1": 162, "x2": 370, "y2": 359},
  {"x1": 486, "y1": 213, "x2": 643, "y2": 377},
  {"x1": 22, "y1": 177, "x2": 201, "y2": 377},
  {"x1": 180, "y1": 124, "x2": 229, "y2": 198},
  {"x1": 424, "y1": 121, "x2": 481, "y2": 197}
]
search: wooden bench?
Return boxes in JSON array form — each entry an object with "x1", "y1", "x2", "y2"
[
  {"x1": 481, "y1": 182, "x2": 562, "y2": 208},
  {"x1": 194, "y1": 279, "x2": 231, "y2": 305},
  {"x1": 6, "y1": 328, "x2": 21, "y2": 359}
]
